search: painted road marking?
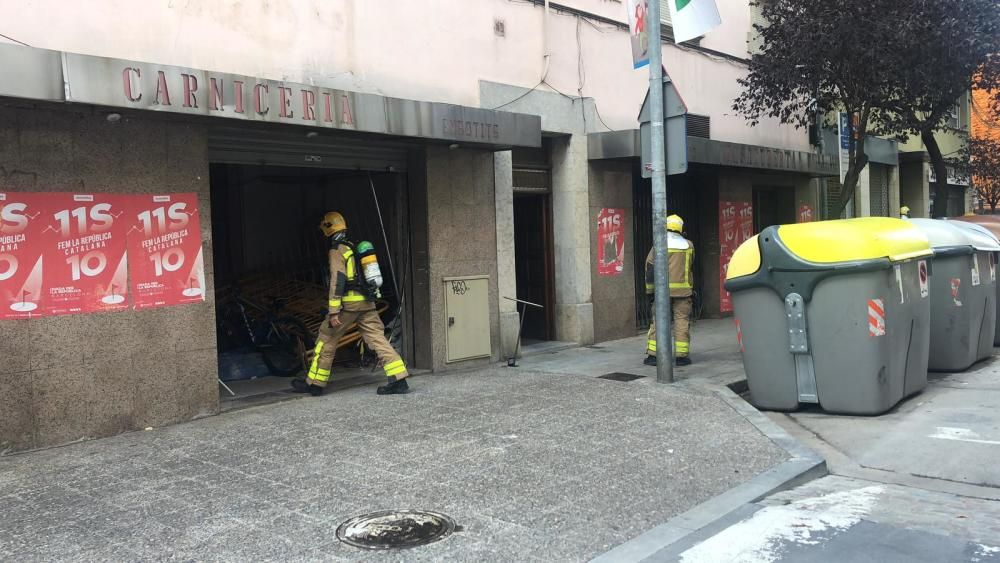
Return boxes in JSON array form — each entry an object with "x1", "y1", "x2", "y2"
[
  {"x1": 929, "y1": 427, "x2": 1000, "y2": 446},
  {"x1": 679, "y1": 486, "x2": 884, "y2": 563}
]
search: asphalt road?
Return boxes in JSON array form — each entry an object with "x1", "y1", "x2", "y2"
[{"x1": 656, "y1": 356, "x2": 1000, "y2": 563}]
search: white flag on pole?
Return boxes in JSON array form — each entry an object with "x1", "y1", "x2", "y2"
[{"x1": 667, "y1": 0, "x2": 721, "y2": 43}]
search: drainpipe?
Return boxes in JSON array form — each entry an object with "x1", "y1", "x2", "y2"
[{"x1": 541, "y1": 0, "x2": 550, "y2": 81}]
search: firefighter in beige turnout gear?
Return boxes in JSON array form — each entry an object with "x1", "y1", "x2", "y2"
[
  {"x1": 292, "y1": 211, "x2": 410, "y2": 396},
  {"x1": 644, "y1": 214, "x2": 694, "y2": 367}
]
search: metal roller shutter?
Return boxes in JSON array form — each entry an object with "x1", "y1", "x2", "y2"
[
  {"x1": 208, "y1": 127, "x2": 410, "y2": 172},
  {"x1": 870, "y1": 164, "x2": 890, "y2": 217}
]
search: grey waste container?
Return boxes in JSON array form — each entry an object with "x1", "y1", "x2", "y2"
[
  {"x1": 908, "y1": 219, "x2": 999, "y2": 372},
  {"x1": 724, "y1": 218, "x2": 933, "y2": 415},
  {"x1": 950, "y1": 216, "x2": 1000, "y2": 345}
]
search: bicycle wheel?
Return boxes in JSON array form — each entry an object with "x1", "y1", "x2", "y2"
[
  {"x1": 216, "y1": 310, "x2": 251, "y2": 352},
  {"x1": 261, "y1": 316, "x2": 315, "y2": 376}
]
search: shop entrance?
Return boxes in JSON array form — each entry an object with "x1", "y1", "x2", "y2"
[
  {"x1": 209, "y1": 163, "x2": 410, "y2": 406},
  {"x1": 632, "y1": 165, "x2": 705, "y2": 328},
  {"x1": 753, "y1": 186, "x2": 796, "y2": 231},
  {"x1": 513, "y1": 193, "x2": 555, "y2": 342}
]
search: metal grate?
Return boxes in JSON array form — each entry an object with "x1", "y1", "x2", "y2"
[
  {"x1": 513, "y1": 140, "x2": 551, "y2": 193},
  {"x1": 632, "y1": 167, "x2": 701, "y2": 330},
  {"x1": 687, "y1": 114, "x2": 711, "y2": 139},
  {"x1": 512, "y1": 168, "x2": 551, "y2": 193},
  {"x1": 337, "y1": 510, "x2": 457, "y2": 550},
  {"x1": 598, "y1": 372, "x2": 647, "y2": 382},
  {"x1": 823, "y1": 177, "x2": 843, "y2": 220},
  {"x1": 869, "y1": 164, "x2": 890, "y2": 217}
]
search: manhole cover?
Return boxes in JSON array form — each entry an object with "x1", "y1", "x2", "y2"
[
  {"x1": 336, "y1": 510, "x2": 456, "y2": 550},
  {"x1": 598, "y1": 372, "x2": 646, "y2": 382}
]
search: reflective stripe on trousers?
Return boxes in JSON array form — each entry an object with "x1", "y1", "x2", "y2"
[
  {"x1": 645, "y1": 297, "x2": 693, "y2": 358},
  {"x1": 308, "y1": 340, "x2": 331, "y2": 383},
  {"x1": 383, "y1": 359, "x2": 407, "y2": 377}
]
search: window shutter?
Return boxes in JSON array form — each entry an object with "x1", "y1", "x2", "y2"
[
  {"x1": 659, "y1": 0, "x2": 673, "y2": 26},
  {"x1": 824, "y1": 178, "x2": 843, "y2": 220},
  {"x1": 686, "y1": 114, "x2": 711, "y2": 139}
]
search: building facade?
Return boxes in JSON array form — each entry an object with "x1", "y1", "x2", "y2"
[
  {"x1": 896, "y1": 93, "x2": 973, "y2": 218},
  {"x1": 971, "y1": 86, "x2": 999, "y2": 212},
  {"x1": 0, "y1": 0, "x2": 829, "y2": 451}
]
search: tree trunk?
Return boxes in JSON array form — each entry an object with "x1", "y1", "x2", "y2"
[
  {"x1": 832, "y1": 132, "x2": 870, "y2": 218},
  {"x1": 922, "y1": 130, "x2": 950, "y2": 218},
  {"x1": 833, "y1": 164, "x2": 863, "y2": 218}
]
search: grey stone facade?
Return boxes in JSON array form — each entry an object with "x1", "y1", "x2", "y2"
[{"x1": 0, "y1": 103, "x2": 218, "y2": 453}]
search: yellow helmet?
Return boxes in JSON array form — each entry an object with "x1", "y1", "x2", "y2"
[
  {"x1": 319, "y1": 211, "x2": 347, "y2": 237},
  {"x1": 900, "y1": 206, "x2": 910, "y2": 217},
  {"x1": 666, "y1": 214, "x2": 684, "y2": 233}
]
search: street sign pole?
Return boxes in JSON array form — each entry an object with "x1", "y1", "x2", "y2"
[{"x1": 647, "y1": 0, "x2": 673, "y2": 384}]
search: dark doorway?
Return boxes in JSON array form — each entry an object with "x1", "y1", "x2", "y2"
[
  {"x1": 753, "y1": 186, "x2": 796, "y2": 232},
  {"x1": 513, "y1": 194, "x2": 555, "y2": 342},
  {"x1": 632, "y1": 164, "x2": 706, "y2": 329},
  {"x1": 209, "y1": 163, "x2": 411, "y2": 406}
]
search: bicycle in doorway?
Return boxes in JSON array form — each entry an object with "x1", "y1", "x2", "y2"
[{"x1": 216, "y1": 285, "x2": 315, "y2": 377}]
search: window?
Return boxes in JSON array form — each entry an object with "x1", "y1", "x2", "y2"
[
  {"x1": 946, "y1": 95, "x2": 969, "y2": 131},
  {"x1": 946, "y1": 103, "x2": 960, "y2": 129},
  {"x1": 658, "y1": 0, "x2": 673, "y2": 26}
]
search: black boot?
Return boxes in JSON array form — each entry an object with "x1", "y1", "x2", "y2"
[
  {"x1": 644, "y1": 355, "x2": 657, "y2": 366},
  {"x1": 377, "y1": 377, "x2": 410, "y2": 395},
  {"x1": 675, "y1": 356, "x2": 692, "y2": 367},
  {"x1": 291, "y1": 378, "x2": 324, "y2": 396}
]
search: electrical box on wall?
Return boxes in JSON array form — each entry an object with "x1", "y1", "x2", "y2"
[{"x1": 444, "y1": 275, "x2": 492, "y2": 363}]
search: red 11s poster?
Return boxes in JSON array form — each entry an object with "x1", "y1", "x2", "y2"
[
  {"x1": 0, "y1": 192, "x2": 47, "y2": 319},
  {"x1": 596, "y1": 208, "x2": 626, "y2": 276},
  {"x1": 126, "y1": 194, "x2": 206, "y2": 310},
  {"x1": 719, "y1": 200, "x2": 754, "y2": 314},
  {"x1": 41, "y1": 193, "x2": 131, "y2": 315}
]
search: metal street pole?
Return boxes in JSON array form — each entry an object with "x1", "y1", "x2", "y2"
[{"x1": 647, "y1": 0, "x2": 673, "y2": 384}]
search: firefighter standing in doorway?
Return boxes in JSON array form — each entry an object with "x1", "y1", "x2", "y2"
[
  {"x1": 643, "y1": 214, "x2": 694, "y2": 367},
  {"x1": 292, "y1": 211, "x2": 410, "y2": 396},
  {"x1": 900, "y1": 205, "x2": 911, "y2": 219}
]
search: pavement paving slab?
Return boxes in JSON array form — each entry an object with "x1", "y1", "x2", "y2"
[
  {"x1": 0, "y1": 328, "x2": 791, "y2": 562},
  {"x1": 789, "y1": 357, "x2": 1000, "y2": 489}
]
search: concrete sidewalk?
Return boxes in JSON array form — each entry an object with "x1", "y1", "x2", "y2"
[
  {"x1": 519, "y1": 318, "x2": 746, "y2": 388},
  {"x1": 0, "y1": 320, "x2": 791, "y2": 562}
]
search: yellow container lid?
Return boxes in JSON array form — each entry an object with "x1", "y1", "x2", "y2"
[
  {"x1": 727, "y1": 235, "x2": 762, "y2": 280},
  {"x1": 726, "y1": 217, "x2": 932, "y2": 281}
]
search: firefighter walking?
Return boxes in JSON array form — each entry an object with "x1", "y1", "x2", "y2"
[
  {"x1": 644, "y1": 214, "x2": 694, "y2": 367},
  {"x1": 292, "y1": 211, "x2": 410, "y2": 396}
]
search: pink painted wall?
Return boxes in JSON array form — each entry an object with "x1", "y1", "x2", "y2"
[{"x1": 0, "y1": 0, "x2": 808, "y2": 150}]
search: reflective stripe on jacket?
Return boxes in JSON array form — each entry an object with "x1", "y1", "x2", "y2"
[
  {"x1": 644, "y1": 232, "x2": 694, "y2": 298},
  {"x1": 328, "y1": 246, "x2": 370, "y2": 313}
]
